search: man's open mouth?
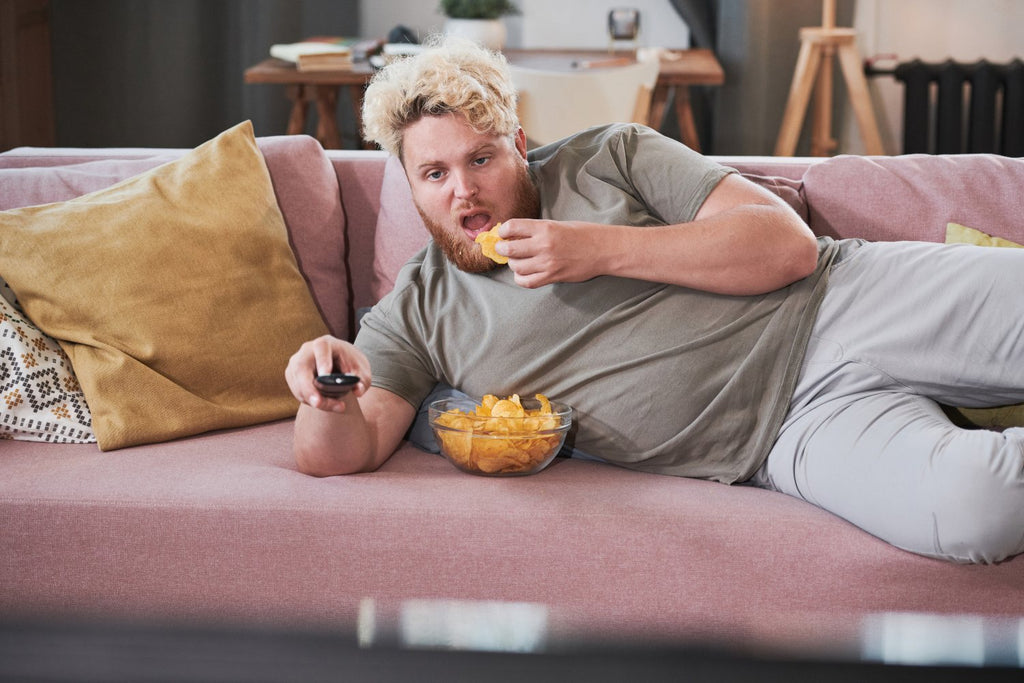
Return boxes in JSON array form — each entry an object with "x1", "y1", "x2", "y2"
[{"x1": 461, "y1": 212, "x2": 493, "y2": 238}]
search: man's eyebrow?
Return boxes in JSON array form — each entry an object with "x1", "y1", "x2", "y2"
[
  {"x1": 470, "y1": 142, "x2": 498, "y2": 157},
  {"x1": 415, "y1": 159, "x2": 443, "y2": 172}
]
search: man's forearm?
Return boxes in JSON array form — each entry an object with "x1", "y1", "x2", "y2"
[{"x1": 293, "y1": 397, "x2": 377, "y2": 476}]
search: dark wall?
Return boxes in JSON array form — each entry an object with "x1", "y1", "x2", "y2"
[{"x1": 50, "y1": 0, "x2": 360, "y2": 148}]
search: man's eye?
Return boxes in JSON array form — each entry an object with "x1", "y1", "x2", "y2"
[
  {"x1": 426, "y1": 170, "x2": 444, "y2": 181},
  {"x1": 472, "y1": 156, "x2": 490, "y2": 166}
]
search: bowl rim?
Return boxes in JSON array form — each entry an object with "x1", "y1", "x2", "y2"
[
  {"x1": 428, "y1": 396, "x2": 573, "y2": 417},
  {"x1": 431, "y1": 421, "x2": 570, "y2": 438},
  {"x1": 428, "y1": 398, "x2": 573, "y2": 433}
]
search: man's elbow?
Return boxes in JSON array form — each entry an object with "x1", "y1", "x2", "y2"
[
  {"x1": 790, "y1": 232, "x2": 820, "y2": 281},
  {"x1": 294, "y1": 442, "x2": 377, "y2": 477}
]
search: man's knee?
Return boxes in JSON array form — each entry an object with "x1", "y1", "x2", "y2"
[{"x1": 932, "y1": 433, "x2": 1024, "y2": 563}]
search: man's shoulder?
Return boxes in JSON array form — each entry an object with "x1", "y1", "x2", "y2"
[{"x1": 527, "y1": 123, "x2": 643, "y2": 163}]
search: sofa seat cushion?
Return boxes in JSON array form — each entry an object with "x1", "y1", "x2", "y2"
[
  {"x1": 2, "y1": 431, "x2": 1021, "y2": 644},
  {"x1": 803, "y1": 154, "x2": 1024, "y2": 243},
  {"x1": 0, "y1": 122, "x2": 329, "y2": 449}
]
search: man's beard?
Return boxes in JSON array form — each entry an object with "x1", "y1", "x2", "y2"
[{"x1": 417, "y1": 163, "x2": 540, "y2": 273}]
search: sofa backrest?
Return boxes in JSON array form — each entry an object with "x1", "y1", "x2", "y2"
[
  {"x1": 801, "y1": 154, "x2": 1024, "y2": 243},
  {"x1": 7, "y1": 141, "x2": 1024, "y2": 346}
]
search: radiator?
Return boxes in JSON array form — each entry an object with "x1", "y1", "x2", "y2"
[{"x1": 867, "y1": 58, "x2": 1024, "y2": 156}]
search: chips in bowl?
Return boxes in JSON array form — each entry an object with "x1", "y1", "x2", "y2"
[{"x1": 429, "y1": 394, "x2": 572, "y2": 476}]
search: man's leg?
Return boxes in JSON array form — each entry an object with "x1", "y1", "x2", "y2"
[
  {"x1": 815, "y1": 240, "x2": 1024, "y2": 406},
  {"x1": 753, "y1": 240, "x2": 1024, "y2": 563},
  {"x1": 755, "y1": 389, "x2": 1024, "y2": 563}
]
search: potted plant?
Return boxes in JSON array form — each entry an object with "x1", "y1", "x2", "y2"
[{"x1": 439, "y1": 0, "x2": 519, "y2": 50}]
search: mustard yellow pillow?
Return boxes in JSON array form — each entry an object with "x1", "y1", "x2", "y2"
[
  {"x1": 0, "y1": 121, "x2": 329, "y2": 449},
  {"x1": 945, "y1": 222, "x2": 1024, "y2": 249},
  {"x1": 943, "y1": 222, "x2": 1024, "y2": 430}
]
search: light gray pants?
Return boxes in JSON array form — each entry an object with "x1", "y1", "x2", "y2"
[{"x1": 752, "y1": 240, "x2": 1024, "y2": 563}]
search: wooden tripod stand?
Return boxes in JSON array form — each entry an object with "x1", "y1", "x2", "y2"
[{"x1": 774, "y1": 0, "x2": 884, "y2": 156}]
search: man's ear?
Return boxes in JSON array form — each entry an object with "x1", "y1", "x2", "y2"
[{"x1": 514, "y1": 127, "x2": 528, "y2": 159}]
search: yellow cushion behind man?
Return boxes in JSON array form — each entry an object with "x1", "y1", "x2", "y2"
[{"x1": 0, "y1": 121, "x2": 329, "y2": 449}]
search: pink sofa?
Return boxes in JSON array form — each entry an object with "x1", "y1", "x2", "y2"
[{"x1": 1, "y1": 135, "x2": 1022, "y2": 652}]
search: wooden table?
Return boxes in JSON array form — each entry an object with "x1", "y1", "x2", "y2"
[{"x1": 244, "y1": 48, "x2": 724, "y2": 152}]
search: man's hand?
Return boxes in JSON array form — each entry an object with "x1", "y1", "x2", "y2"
[
  {"x1": 496, "y1": 219, "x2": 616, "y2": 289},
  {"x1": 286, "y1": 335, "x2": 415, "y2": 477},
  {"x1": 285, "y1": 335, "x2": 371, "y2": 413}
]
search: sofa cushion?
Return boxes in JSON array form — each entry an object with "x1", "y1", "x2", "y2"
[
  {"x1": 1, "y1": 296, "x2": 95, "y2": 443},
  {"x1": 0, "y1": 136, "x2": 349, "y2": 340},
  {"x1": 372, "y1": 155, "x2": 431, "y2": 301},
  {"x1": 802, "y1": 154, "x2": 1024, "y2": 243},
  {"x1": 0, "y1": 157, "x2": 181, "y2": 211},
  {"x1": 2, "y1": 433, "x2": 1023, "y2": 638},
  {"x1": 257, "y1": 136, "x2": 349, "y2": 339},
  {"x1": 0, "y1": 121, "x2": 329, "y2": 450}
]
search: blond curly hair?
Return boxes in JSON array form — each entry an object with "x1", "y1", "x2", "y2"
[{"x1": 361, "y1": 36, "x2": 520, "y2": 159}]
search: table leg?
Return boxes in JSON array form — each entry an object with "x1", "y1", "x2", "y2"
[
  {"x1": 314, "y1": 85, "x2": 341, "y2": 149},
  {"x1": 673, "y1": 86, "x2": 702, "y2": 153},
  {"x1": 285, "y1": 85, "x2": 309, "y2": 136},
  {"x1": 649, "y1": 85, "x2": 703, "y2": 152},
  {"x1": 347, "y1": 84, "x2": 375, "y2": 150},
  {"x1": 649, "y1": 84, "x2": 670, "y2": 132}
]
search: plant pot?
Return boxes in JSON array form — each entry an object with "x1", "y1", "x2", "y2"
[{"x1": 444, "y1": 18, "x2": 507, "y2": 50}]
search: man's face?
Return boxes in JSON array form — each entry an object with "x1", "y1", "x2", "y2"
[{"x1": 402, "y1": 113, "x2": 539, "y2": 273}]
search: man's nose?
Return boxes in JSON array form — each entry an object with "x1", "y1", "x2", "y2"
[{"x1": 452, "y1": 172, "x2": 478, "y2": 199}]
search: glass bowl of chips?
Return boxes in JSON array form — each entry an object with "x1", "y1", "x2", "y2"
[{"x1": 429, "y1": 394, "x2": 573, "y2": 476}]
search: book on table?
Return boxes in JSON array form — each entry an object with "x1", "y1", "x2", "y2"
[{"x1": 269, "y1": 37, "x2": 382, "y2": 71}]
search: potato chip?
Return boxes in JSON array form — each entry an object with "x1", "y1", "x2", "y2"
[
  {"x1": 490, "y1": 399, "x2": 525, "y2": 418},
  {"x1": 481, "y1": 394, "x2": 499, "y2": 413},
  {"x1": 474, "y1": 223, "x2": 508, "y2": 264}
]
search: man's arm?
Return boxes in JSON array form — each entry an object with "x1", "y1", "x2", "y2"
[
  {"x1": 497, "y1": 173, "x2": 820, "y2": 295},
  {"x1": 286, "y1": 336, "x2": 416, "y2": 477}
]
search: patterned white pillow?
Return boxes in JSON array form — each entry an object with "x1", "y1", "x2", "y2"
[
  {"x1": 1, "y1": 277, "x2": 19, "y2": 311},
  {"x1": 0, "y1": 295, "x2": 96, "y2": 443}
]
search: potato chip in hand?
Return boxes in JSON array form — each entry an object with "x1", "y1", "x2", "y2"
[{"x1": 474, "y1": 223, "x2": 508, "y2": 264}]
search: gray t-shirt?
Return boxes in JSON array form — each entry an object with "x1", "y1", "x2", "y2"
[{"x1": 356, "y1": 124, "x2": 838, "y2": 483}]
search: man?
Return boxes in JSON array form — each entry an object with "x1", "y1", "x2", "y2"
[{"x1": 285, "y1": 37, "x2": 1023, "y2": 564}]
